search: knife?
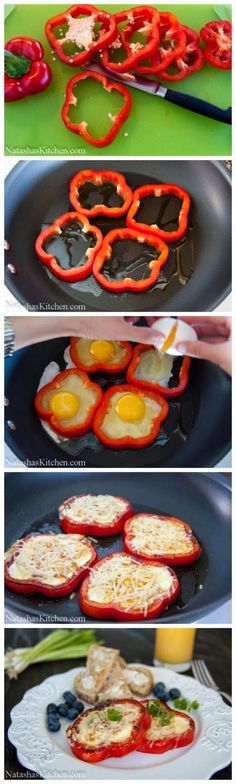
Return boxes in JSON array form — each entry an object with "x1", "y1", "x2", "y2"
[{"x1": 84, "y1": 61, "x2": 231, "y2": 125}]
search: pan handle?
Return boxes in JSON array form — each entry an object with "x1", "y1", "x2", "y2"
[{"x1": 165, "y1": 88, "x2": 232, "y2": 125}]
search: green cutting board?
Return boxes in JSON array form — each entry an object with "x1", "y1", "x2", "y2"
[{"x1": 4, "y1": 4, "x2": 232, "y2": 156}]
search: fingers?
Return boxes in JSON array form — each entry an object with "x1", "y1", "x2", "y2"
[{"x1": 176, "y1": 339, "x2": 228, "y2": 364}]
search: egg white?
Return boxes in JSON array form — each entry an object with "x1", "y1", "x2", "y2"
[
  {"x1": 100, "y1": 390, "x2": 161, "y2": 440},
  {"x1": 134, "y1": 349, "x2": 174, "y2": 387},
  {"x1": 71, "y1": 339, "x2": 128, "y2": 369},
  {"x1": 37, "y1": 362, "x2": 99, "y2": 442}
]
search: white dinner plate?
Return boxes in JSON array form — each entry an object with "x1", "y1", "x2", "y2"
[{"x1": 8, "y1": 664, "x2": 232, "y2": 780}]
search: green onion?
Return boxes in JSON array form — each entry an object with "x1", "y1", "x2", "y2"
[{"x1": 5, "y1": 630, "x2": 99, "y2": 678}]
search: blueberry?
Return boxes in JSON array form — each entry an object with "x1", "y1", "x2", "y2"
[
  {"x1": 155, "y1": 682, "x2": 165, "y2": 690},
  {"x1": 47, "y1": 717, "x2": 61, "y2": 732},
  {"x1": 74, "y1": 701, "x2": 84, "y2": 714},
  {"x1": 63, "y1": 691, "x2": 76, "y2": 705},
  {"x1": 46, "y1": 703, "x2": 58, "y2": 715},
  {"x1": 57, "y1": 703, "x2": 68, "y2": 717},
  {"x1": 153, "y1": 683, "x2": 166, "y2": 698},
  {"x1": 161, "y1": 691, "x2": 170, "y2": 702},
  {"x1": 67, "y1": 707, "x2": 79, "y2": 720},
  {"x1": 169, "y1": 688, "x2": 181, "y2": 699}
]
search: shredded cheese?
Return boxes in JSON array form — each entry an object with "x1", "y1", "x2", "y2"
[
  {"x1": 127, "y1": 515, "x2": 194, "y2": 556},
  {"x1": 147, "y1": 713, "x2": 190, "y2": 741},
  {"x1": 59, "y1": 494, "x2": 129, "y2": 526},
  {"x1": 87, "y1": 554, "x2": 174, "y2": 616},
  {"x1": 7, "y1": 534, "x2": 92, "y2": 587},
  {"x1": 72, "y1": 702, "x2": 140, "y2": 748}
]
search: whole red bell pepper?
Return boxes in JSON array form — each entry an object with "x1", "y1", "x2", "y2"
[
  {"x1": 127, "y1": 184, "x2": 191, "y2": 243},
  {"x1": 160, "y1": 25, "x2": 204, "y2": 81},
  {"x1": 45, "y1": 4, "x2": 117, "y2": 66},
  {"x1": 70, "y1": 337, "x2": 133, "y2": 374},
  {"x1": 79, "y1": 552, "x2": 180, "y2": 621},
  {"x1": 59, "y1": 493, "x2": 134, "y2": 537},
  {"x1": 62, "y1": 70, "x2": 131, "y2": 147},
  {"x1": 92, "y1": 384, "x2": 169, "y2": 450},
  {"x1": 4, "y1": 533, "x2": 97, "y2": 598},
  {"x1": 5, "y1": 37, "x2": 52, "y2": 101},
  {"x1": 101, "y1": 6, "x2": 160, "y2": 74},
  {"x1": 66, "y1": 699, "x2": 151, "y2": 762},
  {"x1": 126, "y1": 344, "x2": 191, "y2": 398},
  {"x1": 92, "y1": 227, "x2": 169, "y2": 293},
  {"x1": 138, "y1": 700, "x2": 195, "y2": 753},
  {"x1": 200, "y1": 20, "x2": 232, "y2": 69},
  {"x1": 69, "y1": 169, "x2": 133, "y2": 217},
  {"x1": 35, "y1": 211, "x2": 103, "y2": 282},
  {"x1": 123, "y1": 513, "x2": 201, "y2": 566},
  {"x1": 34, "y1": 368, "x2": 103, "y2": 438},
  {"x1": 134, "y1": 24, "x2": 187, "y2": 75}
]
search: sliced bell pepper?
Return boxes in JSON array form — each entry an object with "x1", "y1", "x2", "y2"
[
  {"x1": 126, "y1": 344, "x2": 191, "y2": 398},
  {"x1": 34, "y1": 368, "x2": 103, "y2": 438},
  {"x1": 69, "y1": 169, "x2": 133, "y2": 217},
  {"x1": 66, "y1": 699, "x2": 151, "y2": 762},
  {"x1": 200, "y1": 20, "x2": 232, "y2": 69},
  {"x1": 135, "y1": 24, "x2": 187, "y2": 75},
  {"x1": 61, "y1": 70, "x2": 131, "y2": 147},
  {"x1": 45, "y1": 4, "x2": 117, "y2": 66},
  {"x1": 59, "y1": 493, "x2": 134, "y2": 537},
  {"x1": 70, "y1": 337, "x2": 133, "y2": 374},
  {"x1": 79, "y1": 551, "x2": 180, "y2": 621},
  {"x1": 35, "y1": 211, "x2": 103, "y2": 282},
  {"x1": 92, "y1": 227, "x2": 169, "y2": 293},
  {"x1": 92, "y1": 384, "x2": 169, "y2": 450},
  {"x1": 123, "y1": 513, "x2": 201, "y2": 566},
  {"x1": 5, "y1": 37, "x2": 52, "y2": 101},
  {"x1": 100, "y1": 6, "x2": 160, "y2": 74},
  {"x1": 160, "y1": 25, "x2": 204, "y2": 81},
  {"x1": 4, "y1": 533, "x2": 97, "y2": 598},
  {"x1": 138, "y1": 700, "x2": 195, "y2": 753},
  {"x1": 158, "y1": 11, "x2": 179, "y2": 35},
  {"x1": 127, "y1": 184, "x2": 191, "y2": 244}
]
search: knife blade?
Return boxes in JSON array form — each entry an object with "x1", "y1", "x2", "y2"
[{"x1": 84, "y1": 61, "x2": 231, "y2": 125}]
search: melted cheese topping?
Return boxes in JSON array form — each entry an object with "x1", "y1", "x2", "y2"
[
  {"x1": 7, "y1": 534, "x2": 92, "y2": 586},
  {"x1": 127, "y1": 515, "x2": 193, "y2": 556},
  {"x1": 62, "y1": 15, "x2": 96, "y2": 49},
  {"x1": 72, "y1": 702, "x2": 140, "y2": 748},
  {"x1": 59, "y1": 494, "x2": 128, "y2": 525},
  {"x1": 134, "y1": 349, "x2": 173, "y2": 387},
  {"x1": 100, "y1": 390, "x2": 161, "y2": 439},
  {"x1": 73, "y1": 339, "x2": 127, "y2": 368},
  {"x1": 146, "y1": 713, "x2": 190, "y2": 741},
  {"x1": 124, "y1": 668, "x2": 149, "y2": 689},
  {"x1": 87, "y1": 554, "x2": 174, "y2": 615}
]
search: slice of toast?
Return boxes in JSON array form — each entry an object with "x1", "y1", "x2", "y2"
[
  {"x1": 123, "y1": 664, "x2": 153, "y2": 696},
  {"x1": 74, "y1": 670, "x2": 97, "y2": 704},
  {"x1": 98, "y1": 660, "x2": 132, "y2": 701},
  {"x1": 86, "y1": 644, "x2": 120, "y2": 692}
]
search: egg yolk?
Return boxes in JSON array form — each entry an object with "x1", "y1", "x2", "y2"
[
  {"x1": 160, "y1": 322, "x2": 177, "y2": 353},
  {"x1": 115, "y1": 393, "x2": 146, "y2": 423},
  {"x1": 90, "y1": 340, "x2": 115, "y2": 363},
  {"x1": 49, "y1": 391, "x2": 80, "y2": 420}
]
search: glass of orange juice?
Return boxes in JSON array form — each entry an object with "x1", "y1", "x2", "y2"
[{"x1": 154, "y1": 628, "x2": 196, "y2": 672}]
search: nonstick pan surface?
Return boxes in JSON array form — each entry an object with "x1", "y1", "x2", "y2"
[
  {"x1": 4, "y1": 472, "x2": 231, "y2": 624},
  {"x1": 5, "y1": 336, "x2": 231, "y2": 468},
  {"x1": 5, "y1": 160, "x2": 231, "y2": 312}
]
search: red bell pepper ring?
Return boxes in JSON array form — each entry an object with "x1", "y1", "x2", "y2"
[
  {"x1": 126, "y1": 344, "x2": 191, "y2": 398},
  {"x1": 4, "y1": 533, "x2": 97, "y2": 598},
  {"x1": 79, "y1": 551, "x2": 180, "y2": 621},
  {"x1": 93, "y1": 228, "x2": 169, "y2": 293},
  {"x1": 5, "y1": 37, "x2": 52, "y2": 101},
  {"x1": 62, "y1": 70, "x2": 131, "y2": 148},
  {"x1": 138, "y1": 700, "x2": 195, "y2": 753},
  {"x1": 35, "y1": 368, "x2": 103, "y2": 438},
  {"x1": 135, "y1": 25, "x2": 187, "y2": 76},
  {"x1": 101, "y1": 6, "x2": 160, "y2": 74},
  {"x1": 123, "y1": 513, "x2": 201, "y2": 566},
  {"x1": 161, "y1": 26, "x2": 205, "y2": 81},
  {"x1": 59, "y1": 493, "x2": 134, "y2": 537},
  {"x1": 127, "y1": 184, "x2": 191, "y2": 244},
  {"x1": 66, "y1": 699, "x2": 151, "y2": 762},
  {"x1": 45, "y1": 4, "x2": 117, "y2": 67},
  {"x1": 200, "y1": 20, "x2": 232, "y2": 70},
  {"x1": 35, "y1": 211, "x2": 103, "y2": 283},
  {"x1": 92, "y1": 384, "x2": 169, "y2": 450},
  {"x1": 159, "y1": 11, "x2": 179, "y2": 35},
  {"x1": 70, "y1": 337, "x2": 133, "y2": 374},
  {"x1": 69, "y1": 169, "x2": 133, "y2": 218}
]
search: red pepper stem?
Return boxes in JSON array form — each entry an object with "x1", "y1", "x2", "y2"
[{"x1": 4, "y1": 48, "x2": 31, "y2": 77}]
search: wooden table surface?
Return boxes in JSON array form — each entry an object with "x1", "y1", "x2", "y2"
[{"x1": 5, "y1": 628, "x2": 231, "y2": 779}]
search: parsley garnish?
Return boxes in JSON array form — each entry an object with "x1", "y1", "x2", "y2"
[
  {"x1": 147, "y1": 700, "x2": 172, "y2": 725},
  {"x1": 174, "y1": 698, "x2": 200, "y2": 711},
  {"x1": 107, "y1": 708, "x2": 122, "y2": 722}
]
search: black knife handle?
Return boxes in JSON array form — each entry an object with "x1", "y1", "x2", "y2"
[{"x1": 165, "y1": 88, "x2": 231, "y2": 125}]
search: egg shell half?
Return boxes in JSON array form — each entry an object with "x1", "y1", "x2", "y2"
[{"x1": 154, "y1": 318, "x2": 198, "y2": 356}]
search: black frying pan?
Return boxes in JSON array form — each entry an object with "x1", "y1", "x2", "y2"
[
  {"x1": 5, "y1": 335, "x2": 231, "y2": 468},
  {"x1": 4, "y1": 472, "x2": 231, "y2": 624},
  {"x1": 4, "y1": 160, "x2": 231, "y2": 312}
]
